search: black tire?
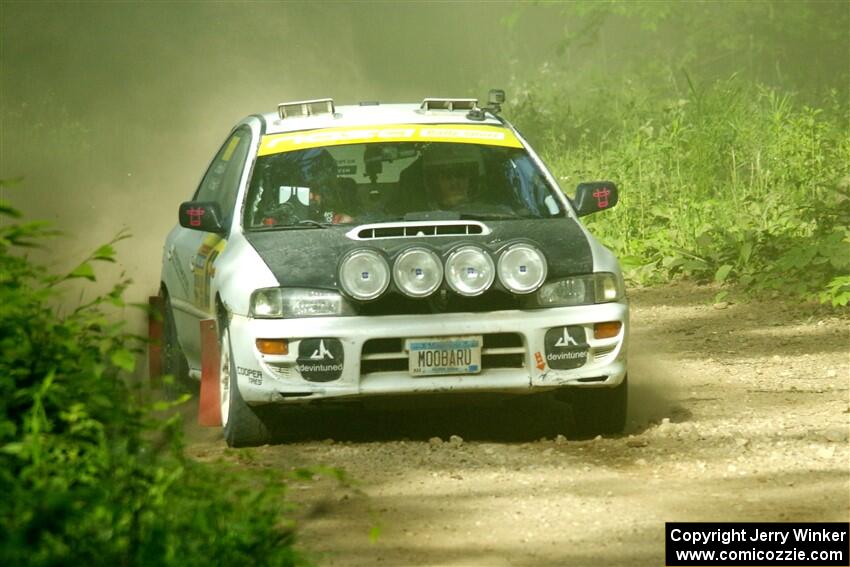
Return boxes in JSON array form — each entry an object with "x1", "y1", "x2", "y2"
[
  {"x1": 220, "y1": 324, "x2": 271, "y2": 447},
  {"x1": 160, "y1": 295, "x2": 194, "y2": 398},
  {"x1": 561, "y1": 375, "x2": 628, "y2": 438}
]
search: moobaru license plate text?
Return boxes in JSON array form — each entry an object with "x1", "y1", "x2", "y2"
[{"x1": 407, "y1": 336, "x2": 483, "y2": 376}]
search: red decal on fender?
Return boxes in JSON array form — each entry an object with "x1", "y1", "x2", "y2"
[{"x1": 535, "y1": 351, "x2": 546, "y2": 371}]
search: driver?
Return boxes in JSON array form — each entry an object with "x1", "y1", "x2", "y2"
[
  {"x1": 260, "y1": 149, "x2": 353, "y2": 225},
  {"x1": 422, "y1": 143, "x2": 482, "y2": 210}
]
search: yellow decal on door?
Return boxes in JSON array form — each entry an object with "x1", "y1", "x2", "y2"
[{"x1": 193, "y1": 234, "x2": 226, "y2": 310}]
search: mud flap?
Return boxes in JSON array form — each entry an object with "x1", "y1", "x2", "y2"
[
  {"x1": 198, "y1": 318, "x2": 222, "y2": 427},
  {"x1": 148, "y1": 295, "x2": 164, "y2": 388}
]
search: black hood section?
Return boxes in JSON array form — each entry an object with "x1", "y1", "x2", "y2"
[{"x1": 244, "y1": 218, "x2": 593, "y2": 290}]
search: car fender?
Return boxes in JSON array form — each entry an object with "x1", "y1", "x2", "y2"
[{"x1": 212, "y1": 228, "x2": 279, "y2": 317}]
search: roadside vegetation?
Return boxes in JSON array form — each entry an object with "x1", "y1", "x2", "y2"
[
  {"x1": 0, "y1": 185, "x2": 311, "y2": 566},
  {"x1": 504, "y1": 2, "x2": 849, "y2": 306}
]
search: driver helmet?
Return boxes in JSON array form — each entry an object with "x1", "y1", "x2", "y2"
[{"x1": 422, "y1": 143, "x2": 483, "y2": 205}]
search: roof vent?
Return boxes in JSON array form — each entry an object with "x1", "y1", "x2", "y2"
[
  {"x1": 420, "y1": 98, "x2": 479, "y2": 112},
  {"x1": 277, "y1": 98, "x2": 335, "y2": 119},
  {"x1": 347, "y1": 220, "x2": 489, "y2": 241}
]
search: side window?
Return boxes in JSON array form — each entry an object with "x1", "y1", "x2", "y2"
[{"x1": 195, "y1": 128, "x2": 253, "y2": 227}]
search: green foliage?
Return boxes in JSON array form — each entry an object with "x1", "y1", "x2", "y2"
[
  {"x1": 0, "y1": 183, "x2": 310, "y2": 566},
  {"x1": 507, "y1": 76, "x2": 849, "y2": 305},
  {"x1": 533, "y1": 1, "x2": 849, "y2": 104}
]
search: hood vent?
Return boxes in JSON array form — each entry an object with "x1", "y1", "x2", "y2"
[{"x1": 347, "y1": 221, "x2": 489, "y2": 241}]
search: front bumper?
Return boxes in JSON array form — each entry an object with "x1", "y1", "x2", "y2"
[{"x1": 230, "y1": 302, "x2": 628, "y2": 405}]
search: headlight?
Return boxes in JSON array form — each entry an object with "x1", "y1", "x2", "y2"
[
  {"x1": 497, "y1": 244, "x2": 547, "y2": 294},
  {"x1": 393, "y1": 247, "x2": 443, "y2": 298},
  {"x1": 250, "y1": 288, "x2": 355, "y2": 318},
  {"x1": 445, "y1": 245, "x2": 495, "y2": 297},
  {"x1": 533, "y1": 273, "x2": 623, "y2": 307},
  {"x1": 339, "y1": 249, "x2": 390, "y2": 300}
]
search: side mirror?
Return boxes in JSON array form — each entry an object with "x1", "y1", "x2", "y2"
[
  {"x1": 574, "y1": 181, "x2": 618, "y2": 217},
  {"x1": 179, "y1": 201, "x2": 226, "y2": 233}
]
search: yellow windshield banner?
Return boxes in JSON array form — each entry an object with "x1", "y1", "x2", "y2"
[{"x1": 258, "y1": 124, "x2": 523, "y2": 156}]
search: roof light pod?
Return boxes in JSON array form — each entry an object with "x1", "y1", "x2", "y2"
[
  {"x1": 393, "y1": 248, "x2": 443, "y2": 298},
  {"x1": 339, "y1": 249, "x2": 390, "y2": 300},
  {"x1": 445, "y1": 246, "x2": 495, "y2": 297},
  {"x1": 498, "y1": 244, "x2": 547, "y2": 294}
]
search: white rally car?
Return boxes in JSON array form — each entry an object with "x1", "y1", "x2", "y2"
[{"x1": 159, "y1": 93, "x2": 628, "y2": 447}]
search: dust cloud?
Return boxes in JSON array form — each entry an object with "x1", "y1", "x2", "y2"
[{"x1": 0, "y1": 2, "x2": 573, "y2": 332}]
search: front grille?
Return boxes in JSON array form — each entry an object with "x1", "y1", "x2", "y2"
[
  {"x1": 361, "y1": 332, "x2": 525, "y2": 374},
  {"x1": 358, "y1": 289, "x2": 521, "y2": 316}
]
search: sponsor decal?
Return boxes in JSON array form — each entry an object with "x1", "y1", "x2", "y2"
[
  {"x1": 237, "y1": 366, "x2": 263, "y2": 385},
  {"x1": 544, "y1": 326, "x2": 588, "y2": 370},
  {"x1": 221, "y1": 135, "x2": 241, "y2": 162},
  {"x1": 186, "y1": 206, "x2": 205, "y2": 227},
  {"x1": 593, "y1": 187, "x2": 611, "y2": 208},
  {"x1": 297, "y1": 338, "x2": 344, "y2": 382},
  {"x1": 192, "y1": 234, "x2": 225, "y2": 310},
  {"x1": 337, "y1": 164, "x2": 357, "y2": 175},
  {"x1": 258, "y1": 124, "x2": 523, "y2": 156},
  {"x1": 535, "y1": 351, "x2": 546, "y2": 371}
]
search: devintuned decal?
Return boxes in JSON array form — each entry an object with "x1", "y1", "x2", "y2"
[
  {"x1": 237, "y1": 366, "x2": 263, "y2": 385},
  {"x1": 296, "y1": 338, "x2": 344, "y2": 382},
  {"x1": 259, "y1": 124, "x2": 523, "y2": 156},
  {"x1": 544, "y1": 326, "x2": 589, "y2": 370}
]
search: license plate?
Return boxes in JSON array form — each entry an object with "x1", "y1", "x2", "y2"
[{"x1": 406, "y1": 335, "x2": 482, "y2": 377}]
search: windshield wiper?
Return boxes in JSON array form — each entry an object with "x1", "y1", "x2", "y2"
[
  {"x1": 250, "y1": 220, "x2": 331, "y2": 231},
  {"x1": 459, "y1": 212, "x2": 527, "y2": 221}
]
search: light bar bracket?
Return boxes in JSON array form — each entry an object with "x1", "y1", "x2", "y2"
[
  {"x1": 420, "y1": 98, "x2": 479, "y2": 112},
  {"x1": 277, "y1": 98, "x2": 336, "y2": 119}
]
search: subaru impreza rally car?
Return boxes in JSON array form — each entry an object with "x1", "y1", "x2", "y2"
[{"x1": 159, "y1": 93, "x2": 627, "y2": 447}]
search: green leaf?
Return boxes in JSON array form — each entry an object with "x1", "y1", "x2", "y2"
[
  {"x1": 714, "y1": 264, "x2": 733, "y2": 283},
  {"x1": 739, "y1": 241, "x2": 753, "y2": 264},
  {"x1": 0, "y1": 442, "x2": 25, "y2": 456},
  {"x1": 68, "y1": 262, "x2": 96, "y2": 281},
  {"x1": 92, "y1": 243, "x2": 117, "y2": 262},
  {"x1": 111, "y1": 349, "x2": 136, "y2": 372}
]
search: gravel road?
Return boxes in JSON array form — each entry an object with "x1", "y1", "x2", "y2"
[{"x1": 186, "y1": 282, "x2": 849, "y2": 566}]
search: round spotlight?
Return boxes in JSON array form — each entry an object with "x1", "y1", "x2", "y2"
[
  {"x1": 445, "y1": 246, "x2": 495, "y2": 297},
  {"x1": 339, "y1": 249, "x2": 390, "y2": 300},
  {"x1": 393, "y1": 247, "x2": 443, "y2": 298},
  {"x1": 498, "y1": 244, "x2": 547, "y2": 294}
]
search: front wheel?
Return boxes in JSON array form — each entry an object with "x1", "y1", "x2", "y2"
[
  {"x1": 560, "y1": 376, "x2": 628, "y2": 438},
  {"x1": 220, "y1": 324, "x2": 271, "y2": 447}
]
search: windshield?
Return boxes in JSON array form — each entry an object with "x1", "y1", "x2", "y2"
[{"x1": 243, "y1": 141, "x2": 564, "y2": 229}]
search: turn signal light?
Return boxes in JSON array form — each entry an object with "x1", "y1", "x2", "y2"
[
  {"x1": 256, "y1": 338, "x2": 289, "y2": 355},
  {"x1": 594, "y1": 321, "x2": 622, "y2": 339}
]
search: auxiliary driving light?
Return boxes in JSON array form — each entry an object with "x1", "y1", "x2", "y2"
[
  {"x1": 497, "y1": 243, "x2": 547, "y2": 294},
  {"x1": 445, "y1": 246, "x2": 495, "y2": 297},
  {"x1": 339, "y1": 249, "x2": 390, "y2": 300},
  {"x1": 393, "y1": 247, "x2": 443, "y2": 298}
]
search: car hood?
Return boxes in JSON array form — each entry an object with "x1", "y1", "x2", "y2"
[{"x1": 243, "y1": 218, "x2": 593, "y2": 289}]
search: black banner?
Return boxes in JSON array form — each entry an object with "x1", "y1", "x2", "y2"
[{"x1": 666, "y1": 522, "x2": 849, "y2": 566}]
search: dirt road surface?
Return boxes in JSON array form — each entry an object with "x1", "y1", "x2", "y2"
[{"x1": 186, "y1": 282, "x2": 849, "y2": 566}]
